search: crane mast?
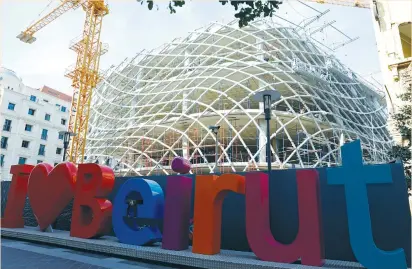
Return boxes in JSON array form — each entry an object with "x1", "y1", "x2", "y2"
[
  {"x1": 65, "y1": 1, "x2": 108, "y2": 163},
  {"x1": 17, "y1": 0, "x2": 108, "y2": 163}
]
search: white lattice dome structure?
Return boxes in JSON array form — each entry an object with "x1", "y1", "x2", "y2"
[{"x1": 85, "y1": 19, "x2": 392, "y2": 176}]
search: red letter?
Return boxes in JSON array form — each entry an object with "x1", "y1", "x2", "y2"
[
  {"x1": 1, "y1": 165, "x2": 34, "y2": 228},
  {"x1": 192, "y1": 174, "x2": 245, "y2": 255},
  {"x1": 70, "y1": 164, "x2": 114, "y2": 239},
  {"x1": 28, "y1": 163, "x2": 77, "y2": 230},
  {"x1": 245, "y1": 170, "x2": 324, "y2": 266}
]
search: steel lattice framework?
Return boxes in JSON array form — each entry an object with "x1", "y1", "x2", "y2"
[{"x1": 85, "y1": 19, "x2": 393, "y2": 176}]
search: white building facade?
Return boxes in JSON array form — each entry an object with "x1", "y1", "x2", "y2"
[
  {"x1": 371, "y1": 0, "x2": 411, "y2": 145},
  {"x1": 0, "y1": 67, "x2": 72, "y2": 181}
]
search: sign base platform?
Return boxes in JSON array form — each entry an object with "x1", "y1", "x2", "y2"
[{"x1": 1, "y1": 227, "x2": 365, "y2": 269}]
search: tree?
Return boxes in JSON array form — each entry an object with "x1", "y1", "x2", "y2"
[
  {"x1": 388, "y1": 91, "x2": 411, "y2": 188},
  {"x1": 139, "y1": 0, "x2": 283, "y2": 27}
]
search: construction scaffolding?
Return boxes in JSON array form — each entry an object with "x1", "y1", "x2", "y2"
[{"x1": 85, "y1": 18, "x2": 392, "y2": 177}]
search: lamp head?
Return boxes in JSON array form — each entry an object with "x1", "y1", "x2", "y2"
[
  {"x1": 58, "y1": 131, "x2": 76, "y2": 144},
  {"x1": 253, "y1": 89, "x2": 281, "y2": 121},
  {"x1": 208, "y1": 125, "x2": 220, "y2": 134}
]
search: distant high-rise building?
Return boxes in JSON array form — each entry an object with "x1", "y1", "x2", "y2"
[{"x1": 0, "y1": 67, "x2": 72, "y2": 181}]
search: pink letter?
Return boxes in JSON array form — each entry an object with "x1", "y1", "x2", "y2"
[{"x1": 245, "y1": 170, "x2": 324, "y2": 266}]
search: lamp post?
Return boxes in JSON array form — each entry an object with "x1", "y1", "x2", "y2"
[
  {"x1": 58, "y1": 131, "x2": 76, "y2": 162},
  {"x1": 50, "y1": 131, "x2": 75, "y2": 230},
  {"x1": 254, "y1": 89, "x2": 281, "y2": 173},
  {"x1": 209, "y1": 125, "x2": 220, "y2": 173}
]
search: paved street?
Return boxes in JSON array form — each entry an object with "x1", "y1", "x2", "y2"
[{"x1": 1, "y1": 238, "x2": 181, "y2": 269}]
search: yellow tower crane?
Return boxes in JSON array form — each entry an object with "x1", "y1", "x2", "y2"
[{"x1": 17, "y1": 0, "x2": 109, "y2": 163}]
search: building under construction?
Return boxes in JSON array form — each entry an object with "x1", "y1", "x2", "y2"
[{"x1": 85, "y1": 19, "x2": 392, "y2": 176}]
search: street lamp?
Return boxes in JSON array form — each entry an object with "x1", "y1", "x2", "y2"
[
  {"x1": 254, "y1": 89, "x2": 281, "y2": 173},
  {"x1": 58, "y1": 131, "x2": 76, "y2": 162},
  {"x1": 209, "y1": 125, "x2": 220, "y2": 173}
]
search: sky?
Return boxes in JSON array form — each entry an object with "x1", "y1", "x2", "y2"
[{"x1": 0, "y1": 0, "x2": 383, "y2": 95}]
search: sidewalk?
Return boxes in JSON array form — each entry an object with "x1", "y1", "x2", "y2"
[{"x1": 1, "y1": 227, "x2": 366, "y2": 269}]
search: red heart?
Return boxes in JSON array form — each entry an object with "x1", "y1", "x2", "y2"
[{"x1": 28, "y1": 162, "x2": 77, "y2": 230}]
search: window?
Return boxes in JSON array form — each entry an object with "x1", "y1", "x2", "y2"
[
  {"x1": 37, "y1": 160, "x2": 43, "y2": 164},
  {"x1": 399, "y1": 23, "x2": 411, "y2": 58},
  {"x1": 3, "y1": 119, "x2": 12, "y2": 132},
  {"x1": 56, "y1": 104, "x2": 61, "y2": 108},
  {"x1": 1, "y1": 136, "x2": 8, "y2": 149},
  {"x1": 25, "y1": 124, "x2": 33, "y2": 132},
  {"x1": 61, "y1": 118, "x2": 67, "y2": 125},
  {"x1": 61, "y1": 106, "x2": 67, "y2": 112},
  {"x1": 45, "y1": 114, "x2": 51, "y2": 121},
  {"x1": 8, "y1": 102, "x2": 15, "y2": 111},
  {"x1": 58, "y1": 133, "x2": 64, "y2": 140},
  {"x1": 43, "y1": 99, "x2": 49, "y2": 103},
  {"x1": 38, "y1": 144, "x2": 46, "y2": 156},
  {"x1": 56, "y1": 147, "x2": 63, "y2": 155},
  {"x1": 30, "y1": 95, "x2": 37, "y2": 102},
  {"x1": 28, "y1": 108, "x2": 36, "y2": 116},
  {"x1": 22, "y1": 140, "x2": 30, "y2": 148},
  {"x1": 41, "y1": 129, "x2": 48, "y2": 140},
  {"x1": 54, "y1": 163, "x2": 59, "y2": 167},
  {"x1": 0, "y1": 154, "x2": 4, "y2": 167},
  {"x1": 18, "y1": 157, "x2": 27, "y2": 165}
]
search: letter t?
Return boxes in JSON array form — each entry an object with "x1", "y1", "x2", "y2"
[{"x1": 327, "y1": 140, "x2": 407, "y2": 269}]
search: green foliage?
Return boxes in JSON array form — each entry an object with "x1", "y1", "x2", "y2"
[
  {"x1": 389, "y1": 91, "x2": 411, "y2": 188},
  {"x1": 139, "y1": 0, "x2": 282, "y2": 27},
  {"x1": 392, "y1": 92, "x2": 411, "y2": 141},
  {"x1": 389, "y1": 145, "x2": 411, "y2": 187}
]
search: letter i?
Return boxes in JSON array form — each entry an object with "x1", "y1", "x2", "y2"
[{"x1": 162, "y1": 175, "x2": 193, "y2": 250}]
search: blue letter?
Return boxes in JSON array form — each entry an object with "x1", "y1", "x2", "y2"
[
  {"x1": 327, "y1": 140, "x2": 406, "y2": 269},
  {"x1": 112, "y1": 178, "x2": 164, "y2": 245}
]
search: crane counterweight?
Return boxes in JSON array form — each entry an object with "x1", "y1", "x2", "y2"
[{"x1": 17, "y1": 32, "x2": 37, "y2": 44}]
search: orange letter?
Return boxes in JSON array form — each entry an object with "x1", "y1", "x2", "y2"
[
  {"x1": 192, "y1": 173, "x2": 245, "y2": 255},
  {"x1": 1, "y1": 165, "x2": 34, "y2": 228}
]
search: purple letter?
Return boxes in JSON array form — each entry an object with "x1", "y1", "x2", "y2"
[{"x1": 162, "y1": 175, "x2": 193, "y2": 250}]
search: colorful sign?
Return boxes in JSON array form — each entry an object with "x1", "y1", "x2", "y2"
[{"x1": 1, "y1": 140, "x2": 410, "y2": 269}]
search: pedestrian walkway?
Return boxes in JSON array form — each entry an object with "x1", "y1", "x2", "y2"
[
  {"x1": 1, "y1": 238, "x2": 178, "y2": 269},
  {"x1": 2, "y1": 227, "x2": 366, "y2": 269}
]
